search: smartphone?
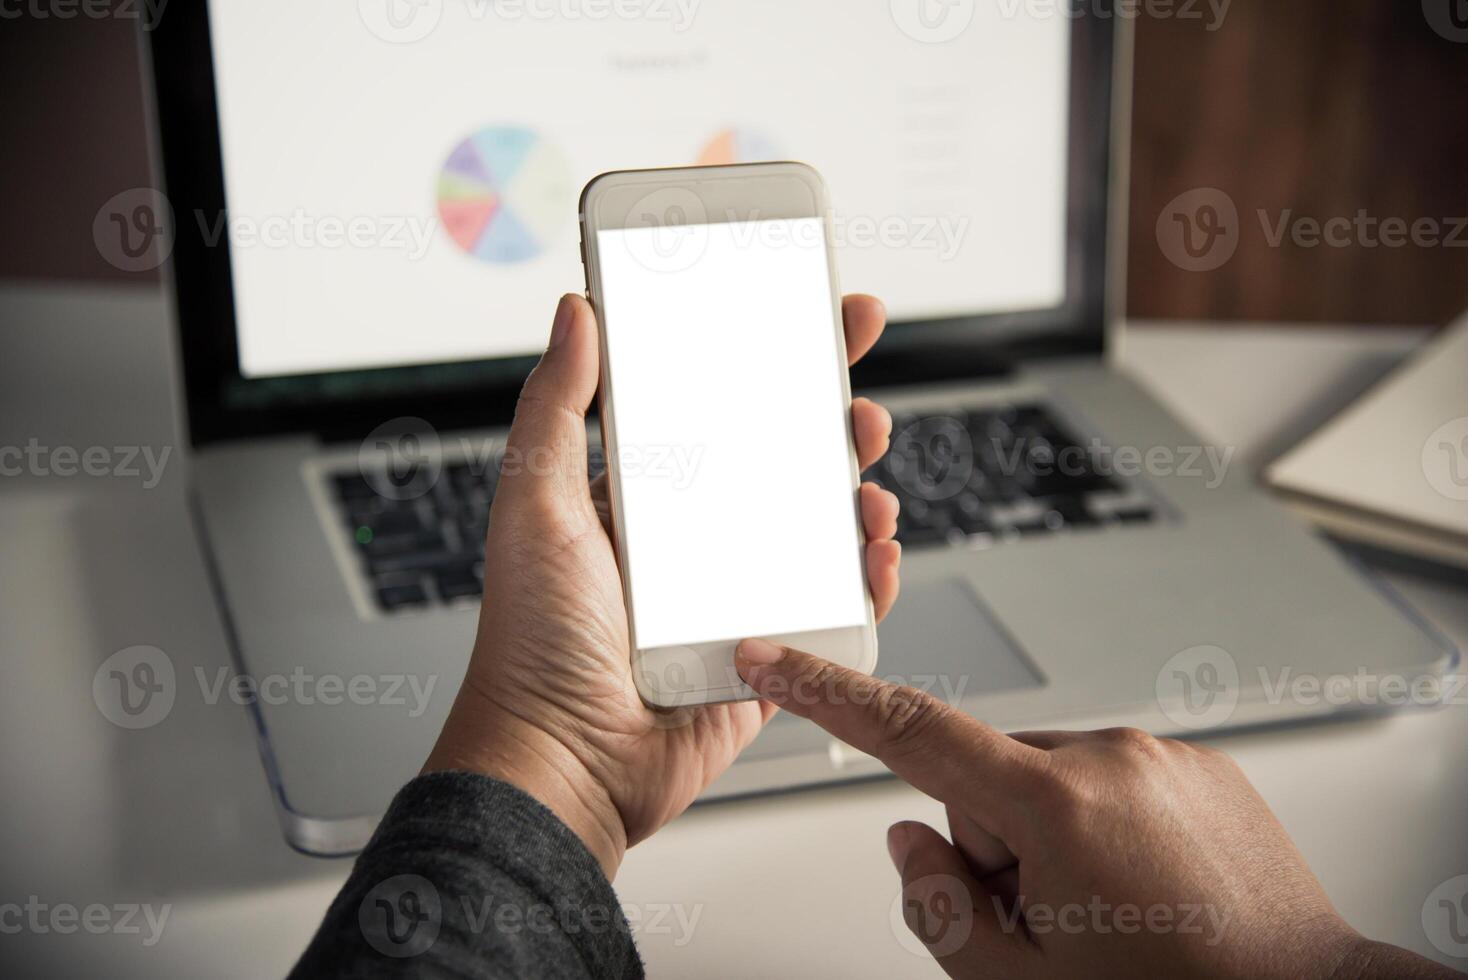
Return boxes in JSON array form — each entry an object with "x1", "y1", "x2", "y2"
[{"x1": 579, "y1": 162, "x2": 878, "y2": 708}]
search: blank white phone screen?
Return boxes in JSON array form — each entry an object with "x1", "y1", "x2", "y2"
[{"x1": 597, "y1": 216, "x2": 868, "y2": 651}]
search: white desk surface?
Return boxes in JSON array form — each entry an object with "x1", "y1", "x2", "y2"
[{"x1": 1, "y1": 284, "x2": 1464, "y2": 977}]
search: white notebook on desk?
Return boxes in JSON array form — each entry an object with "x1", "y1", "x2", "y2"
[{"x1": 1266, "y1": 313, "x2": 1468, "y2": 569}]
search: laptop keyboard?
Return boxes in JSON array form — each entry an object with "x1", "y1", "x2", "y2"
[
  {"x1": 869, "y1": 404, "x2": 1154, "y2": 548},
  {"x1": 330, "y1": 403, "x2": 1152, "y2": 614},
  {"x1": 330, "y1": 448, "x2": 607, "y2": 614}
]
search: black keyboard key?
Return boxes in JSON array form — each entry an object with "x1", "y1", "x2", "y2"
[
  {"x1": 377, "y1": 581, "x2": 428, "y2": 611},
  {"x1": 1050, "y1": 497, "x2": 1100, "y2": 528},
  {"x1": 369, "y1": 550, "x2": 457, "y2": 576},
  {"x1": 361, "y1": 524, "x2": 442, "y2": 553},
  {"x1": 353, "y1": 508, "x2": 427, "y2": 539},
  {"x1": 436, "y1": 564, "x2": 483, "y2": 602},
  {"x1": 1009, "y1": 518, "x2": 1053, "y2": 536},
  {"x1": 361, "y1": 527, "x2": 449, "y2": 568},
  {"x1": 333, "y1": 473, "x2": 378, "y2": 501},
  {"x1": 964, "y1": 470, "x2": 1010, "y2": 505},
  {"x1": 955, "y1": 513, "x2": 992, "y2": 536},
  {"x1": 897, "y1": 524, "x2": 950, "y2": 548},
  {"x1": 954, "y1": 491, "x2": 985, "y2": 518},
  {"x1": 899, "y1": 498, "x2": 934, "y2": 522},
  {"x1": 1017, "y1": 470, "x2": 1084, "y2": 499},
  {"x1": 952, "y1": 495, "x2": 993, "y2": 535},
  {"x1": 446, "y1": 461, "x2": 482, "y2": 485},
  {"x1": 1114, "y1": 507, "x2": 1154, "y2": 524},
  {"x1": 917, "y1": 506, "x2": 955, "y2": 532}
]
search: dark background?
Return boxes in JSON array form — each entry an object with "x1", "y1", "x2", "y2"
[{"x1": 3, "y1": 0, "x2": 1466, "y2": 325}]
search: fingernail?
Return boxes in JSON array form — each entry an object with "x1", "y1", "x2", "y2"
[
  {"x1": 549, "y1": 294, "x2": 576, "y2": 349},
  {"x1": 737, "y1": 639, "x2": 786, "y2": 666},
  {"x1": 887, "y1": 822, "x2": 911, "y2": 865}
]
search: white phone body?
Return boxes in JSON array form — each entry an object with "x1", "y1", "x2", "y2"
[{"x1": 579, "y1": 162, "x2": 878, "y2": 708}]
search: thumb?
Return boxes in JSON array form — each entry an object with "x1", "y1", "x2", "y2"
[
  {"x1": 888, "y1": 821, "x2": 1035, "y2": 975},
  {"x1": 499, "y1": 294, "x2": 600, "y2": 505}
]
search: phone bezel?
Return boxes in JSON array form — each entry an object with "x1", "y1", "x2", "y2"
[{"x1": 580, "y1": 163, "x2": 879, "y2": 708}]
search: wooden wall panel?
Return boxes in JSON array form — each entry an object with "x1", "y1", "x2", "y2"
[{"x1": 1128, "y1": 0, "x2": 1468, "y2": 325}]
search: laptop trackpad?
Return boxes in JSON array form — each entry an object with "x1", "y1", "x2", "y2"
[
  {"x1": 874, "y1": 577, "x2": 1043, "y2": 702},
  {"x1": 742, "y1": 579, "x2": 1042, "y2": 761}
]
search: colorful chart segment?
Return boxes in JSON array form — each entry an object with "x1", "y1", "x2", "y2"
[
  {"x1": 696, "y1": 128, "x2": 784, "y2": 166},
  {"x1": 436, "y1": 127, "x2": 569, "y2": 263}
]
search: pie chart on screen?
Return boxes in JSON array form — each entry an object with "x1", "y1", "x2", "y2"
[
  {"x1": 696, "y1": 127, "x2": 784, "y2": 166},
  {"x1": 436, "y1": 127, "x2": 570, "y2": 263}
]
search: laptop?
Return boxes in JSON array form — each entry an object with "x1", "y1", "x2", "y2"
[{"x1": 143, "y1": 2, "x2": 1453, "y2": 855}]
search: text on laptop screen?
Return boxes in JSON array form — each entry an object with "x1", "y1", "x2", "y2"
[{"x1": 205, "y1": 1, "x2": 1071, "y2": 378}]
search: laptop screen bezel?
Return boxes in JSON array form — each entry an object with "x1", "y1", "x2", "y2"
[{"x1": 147, "y1": 2, "x2": 1117, "y2": 447}]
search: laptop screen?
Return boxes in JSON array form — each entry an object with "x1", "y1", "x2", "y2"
[{"x1": 204, "y1": 1, "x2": 1071, "y2": 379}]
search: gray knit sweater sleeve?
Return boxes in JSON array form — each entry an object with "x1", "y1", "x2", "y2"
[{"x1": 290, "y1": 771, "x2": 644, "y2": 979}]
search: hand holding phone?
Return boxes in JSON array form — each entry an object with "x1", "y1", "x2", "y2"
[
  {"x1": 581, "y1": 163, "x2": 882, "y2": 707},
  {"x1": 425, "y1": 283, "x2": 900, "y2": 875}
]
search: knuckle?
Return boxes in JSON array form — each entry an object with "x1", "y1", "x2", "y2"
[
  {"x1": 874, "y1": 685, "x2": 945, "y2": 753},
  {"x1": 789, "y1": 660, "x2": 845, "y2": 708},
  {"x1": 1100, "y1": 726, "x2": 1164, "y2": 762}
]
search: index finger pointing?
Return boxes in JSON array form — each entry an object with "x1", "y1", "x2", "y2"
[{"x1": 735, "y1": 638, "x2": 1040, "y2": 830}]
